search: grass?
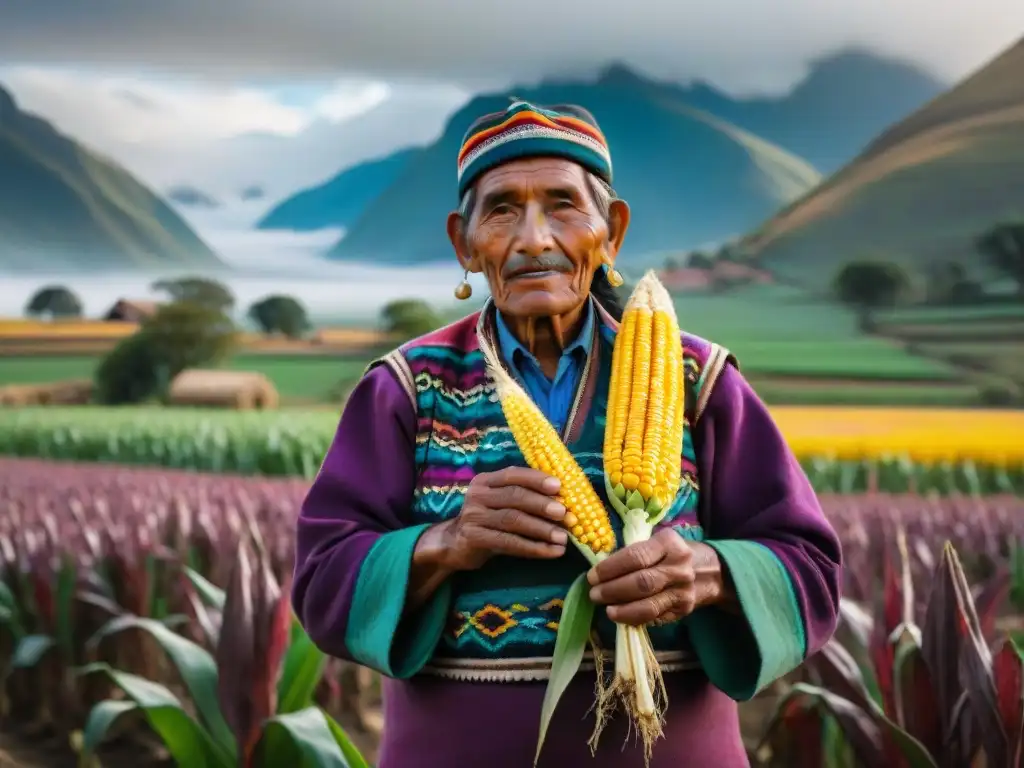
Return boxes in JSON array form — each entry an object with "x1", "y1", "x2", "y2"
[
  {"x1": 0, "y1": 354, "x2": 371, "y2": 402},
  {"x1": 669, "y1": 285, "x2": 962, "y2": 382}
]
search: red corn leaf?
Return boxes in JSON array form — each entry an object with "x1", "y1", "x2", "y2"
[
  {"x1": 762, "y1": 683, "x2": 886, "y2": 767},
  {"x1": 973, "y1": 569, "x2": 1011, "y2": 642},
  {"x1": 761, "y1": 693, "x2": 826, "y2": 768},
  {"x1": 216, "y1": 539, "x2": 257, "y2": 763},
  {"x1": 922, "y1": 542, "x2": 974, "y2": 757},
  {"x1": 926, "y1": 542, "x2": 1008, "y2": 767},
  {"x1": 992, "y1": 638, "x2": 1024, "y2": 766},
  {"x1": 893, "y1": 639, "x2": 942, "y2": 760},
  {"x1": 807, "y1": 640, "x2": 877, "y2": 715}
]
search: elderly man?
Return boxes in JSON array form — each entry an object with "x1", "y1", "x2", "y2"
[{"x1": 292, "y1": 101, "x2": 842, "y2": 767}]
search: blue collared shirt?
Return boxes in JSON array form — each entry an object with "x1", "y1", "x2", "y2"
[{"x1": 495, "y1": 299, "x2": 596, "y2": 435}]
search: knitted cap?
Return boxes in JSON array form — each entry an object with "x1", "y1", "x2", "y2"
[{"x1": 456, "y1": 100, "x2": 612, "y2": 199}]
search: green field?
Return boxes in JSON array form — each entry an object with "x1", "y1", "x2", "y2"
[
  {"x1": 3, "y1": 285, "x2": 1019, "y2": 407},
  {"x1": 0, "y1": 354, "x2": 371, "y2": 402}
]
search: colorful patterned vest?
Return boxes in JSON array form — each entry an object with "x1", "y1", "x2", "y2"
[{"x1": 370, "y1": 299, "x2": 733, "y2": 683}]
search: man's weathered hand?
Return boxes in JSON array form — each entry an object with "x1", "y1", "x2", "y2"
[
  {"x1": 438, "y1": 467, "x2": 568, "y2": 571},
  {"x1": 586, "y1": 529, "x2": 727, "y2": 626}
]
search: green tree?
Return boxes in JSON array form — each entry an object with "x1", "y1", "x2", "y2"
[
  {"x1": 925, "y1": 261, "x2": 982, "y2": 305},
  {"x1": 833, "y1": 259, "x2": 910, "y2": 327},
  {"x1": 25, "y1": 285, "x2": 83, "y2": 319},
  {"x1": 247, "y1": 295, "x2": 311, "y2": 339},
  {"x1": 151, "y1": 276, "x2": 235, "y2": 312},
  {"x1": 380, "y1": 298, "x2": 442, "y2": 341},
  {"x1": 94, "y1": 301, "x2": 239, "y2": 404},
  {"x1": 976, "y1": 221, "x2": 1024, "y2": 295},
  {"x1": 687, "y1": 251, "x2": 714, "y2": 270}
]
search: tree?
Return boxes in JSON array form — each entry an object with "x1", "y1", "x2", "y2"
[
  {"x1": 687, "y1": 252, "x2": 714, "y2": 270},
  {"x1": 380, "y1": 299, "x2": 442, "y2": 341},
  {"x1": 976, "y1": 221, "x2": 1024, "y2": 295},
  {"x1": 25, "y1": 285, "x2": 83, "y2": 319},
  {"x1": 247, "y1": 295, "x2": 311, "y2": 339},
  {"x1": 925, "y1": 261, "x2": 982, "y2": 305},
  {"x1": 151, "y1": 276, "x2": 235, "y2": 312},
  {"x1": 94, "y1": 300, "x2": 239, "y2": 404},
  {"x1": 833, "y1": 260, "x2": 910, "y2": 327}
]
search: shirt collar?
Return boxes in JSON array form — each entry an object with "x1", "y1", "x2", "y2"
[{"x1": 495, "y1": 296, "x2": 596, "y2": 369}]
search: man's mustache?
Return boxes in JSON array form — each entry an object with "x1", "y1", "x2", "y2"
[{"x1": 501, "y1": 252, "x2": 574, "y2": 279}]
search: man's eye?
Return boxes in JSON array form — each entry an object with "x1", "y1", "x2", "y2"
[
  {"x1": 491, "y1": 204, "x2": 514, "y2": 215},
  {"x1": 552, "y1": 200, "x2": 575, "y2": 209}
]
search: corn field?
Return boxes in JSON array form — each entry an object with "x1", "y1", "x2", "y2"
[
  {"x1": 2, "y1": 456, "x2": 1024, "y2": 765},
  {"x1": 1, "y1": 407, "x2": 1022, "y2": 494}
]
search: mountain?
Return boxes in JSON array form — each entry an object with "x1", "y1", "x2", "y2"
[
  {"x1": 325, "y1": 52, "x2": 943, "y2": 267},
  {"x1": 167, "y1": 185, "x2": 220, "y2": 208},
  {"x1": 740, "y1": 37, "x2": 1024, "y2": 291},
  {"x1": 0, "y1": 84, "x2": 222, "y2": 273},
  {"x1": 257, "y1": 148, "x2": 418, "y2": 232}
]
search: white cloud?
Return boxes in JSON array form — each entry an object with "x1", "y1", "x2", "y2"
[
  {"x1": 1, "y1": 0, "x2": 1022, "y2": 92},
  {"x1": 0, "y1": 67, "x2": 467, "y2": 198}
]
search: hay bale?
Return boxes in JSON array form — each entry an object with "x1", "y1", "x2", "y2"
[
  {"x1": 0, "y1": 379, "x2": 96, "y2": 407},
  {"x1": 46, "y1": 379, "x2": 95, "y2": 405},
  {"x1": 167, "y1": 369, "x2": 279, "y2": 410}
]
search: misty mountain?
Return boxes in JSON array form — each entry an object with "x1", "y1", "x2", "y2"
[
  {"x1": 257, "y1": 148, "x2": 418, "y2": 231},
  {"x1": 167, "y1": 185, "x2": 220, "y2": 208},
  {"x1": 742, "y1": 37, "x2": 1024, "y2": 291},
  {"x1": 324, "y1": 51, "x2": 943, "y2": 266},
  {"x1": 0, "y1": 85, "x2": 222, "y2": 274}
]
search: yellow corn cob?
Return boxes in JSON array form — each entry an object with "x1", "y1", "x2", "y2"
[
  {"x1": 604, "y1": 271, "x2": 685, "y2": 517},
  {"x1": 478, "y1": 333, "x2": 615, "y2": 561}
]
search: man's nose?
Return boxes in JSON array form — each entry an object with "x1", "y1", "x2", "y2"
[{"x1": 512, "y1": 202, "x2": 556, "y2": 257}]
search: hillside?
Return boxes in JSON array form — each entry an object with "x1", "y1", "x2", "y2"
[
  {"x1": 741, "y1": 37, "x2": 1024, "y2": 291},
  {"x1": 0, "y1": 85, "x2": 223, "y2": 274},
  {"x1": 326, "y1": 53, "x2": 942, "y2": 267},
  {"x1": 257, "y1": 148, "x2": 418, "y2": 232}
]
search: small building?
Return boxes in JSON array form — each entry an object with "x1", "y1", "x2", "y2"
[
  {"x1": 167, "y1": 369, "x2": 279, "y2": 410},
  {"x1": 104, "y1": 299, "x2": 160, "y2": 323}
]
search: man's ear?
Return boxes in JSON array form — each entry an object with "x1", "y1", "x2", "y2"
[
  {"x1": 447, "y1": 211, "x2": 475, "y2": 272},
  {"x1": 605, "y1": 198, "x2": 631, "y2": 263}
]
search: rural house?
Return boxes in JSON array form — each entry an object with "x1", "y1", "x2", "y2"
[{"x1": 103, "y1": 299, "x2": 161, "y2": 323}]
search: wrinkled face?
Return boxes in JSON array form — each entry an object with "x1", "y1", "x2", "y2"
[{"x1": 448, "y1": 157, "x2": 622, "y2": 319}]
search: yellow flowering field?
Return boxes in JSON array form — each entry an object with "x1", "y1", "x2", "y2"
[{"x1": 773, "y1": 407, "x2": 1024, "y2": 465}]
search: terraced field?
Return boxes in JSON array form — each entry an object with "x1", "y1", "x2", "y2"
[{"x1": 874, "y1": 302, "x2": 1024, "y2": 396}]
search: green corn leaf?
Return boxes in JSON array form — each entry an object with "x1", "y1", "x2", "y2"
[
  {"x1": 10, "y1": 634, "x2": 56, "y2": 669},
  {"x1": 0, "y1": 581, "x2": 24, "y2": 640},
  {"x1": 534, "y1": 572, "x2": 595, "y2": 766},
  {"x1": 322, "y1": 710, "x2": 374, "y2": 768},
  {"x1": 278, "y1": 619, "x2": 328, "y2": 714},
  {"x1": 185, "y1": 566, "x2": 227, "y2": 610},
  {"x1": 55, "y1": 554, "x2": 77, "y2": 659},
  {"x1": 80, "y1": 665, "x2": 232, "y2": 767},
  {"x1": 260, "y1": 707, "x2": 371, "y2": 768},
  {"x1": 86, "y1": 614, "x2": 235, "y2": 755}
]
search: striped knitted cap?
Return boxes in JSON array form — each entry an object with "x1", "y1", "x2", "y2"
[{"x1": 456, "y1": 100, "x2": 612, "y2": 198}]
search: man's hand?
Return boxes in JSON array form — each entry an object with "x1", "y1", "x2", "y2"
[
  {"x1": 586, "y1": 529, "x2": 731, "y2": 626},
  {"x1": 434, "y1": 467, "x2": 569, "y2": 572}
]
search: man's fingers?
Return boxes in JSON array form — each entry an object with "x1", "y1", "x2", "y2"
[
  {"x1": 488, "y1": 508, "x2": 568, "y2": 545},
  {"x1": 588, "y1": 567, "x2": 669, "y2": 605},
  {"x1": 486, "y1": 485, "x2": 566, "y2": 521},
  {"x1": 605, "y1": 589, "x2": 695, "y2": 626},
  {"x1": 588, "y1": 538, "x2": 667, "y2": 585},
  {"x1": 472, "y1": 528, "x2": 567, "y2": 560},
  {"x1": 487, "y1": 467, "x2": 561, "y2": 495}
]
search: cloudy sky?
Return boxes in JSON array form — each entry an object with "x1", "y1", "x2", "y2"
[{"x1": 1, "y1": 0, "x2": 1022, "y2": 200}]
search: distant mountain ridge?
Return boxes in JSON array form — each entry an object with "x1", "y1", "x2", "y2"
[
  {"x1": 0, "y1": 85, "x2": 222, "y2": 274},
  {"x1": 257, "y1": 148, "x2": 419, "y2": 232},
  {"x1": 264, "y1": 50, "x2": 943, "y2": 267},
  {"x1": 741, "y1": 36, "x2": 1024, "y2": 291}
]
